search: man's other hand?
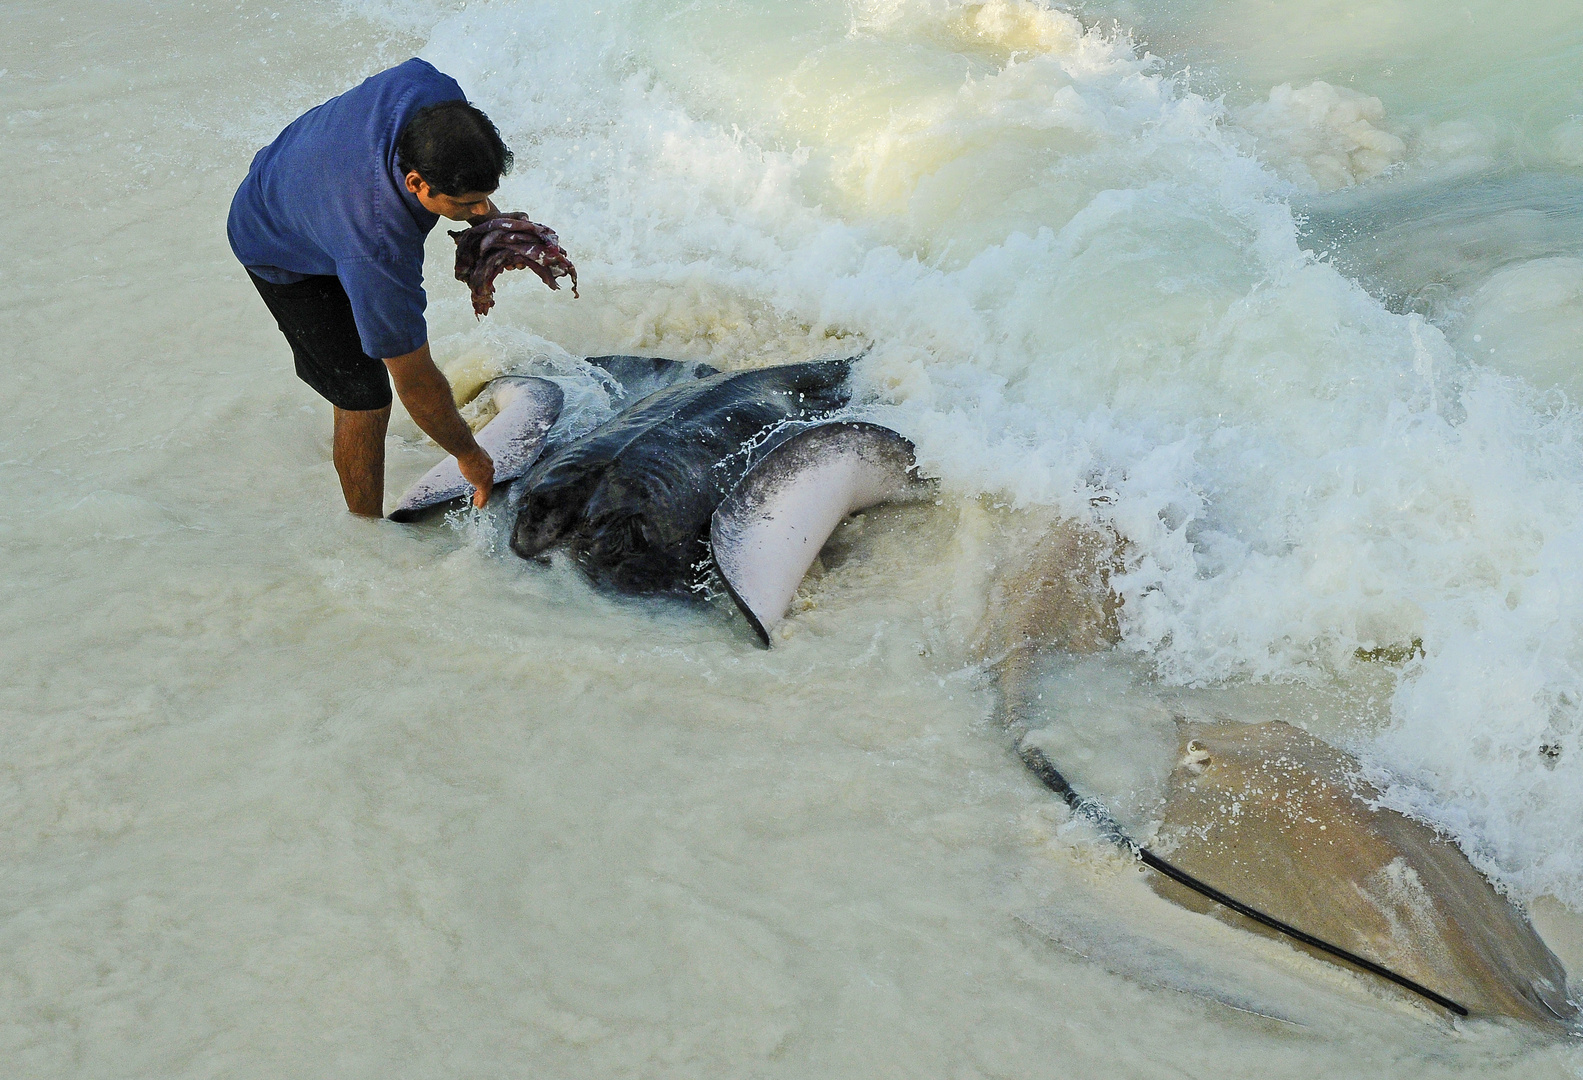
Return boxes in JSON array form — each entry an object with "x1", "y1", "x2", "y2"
[
  {"x1": 385, "y1": 341, "x2": 497, "y2": 509},
  {"x1": 458, "y1": 446, "x2": 495, "y2": 508}
]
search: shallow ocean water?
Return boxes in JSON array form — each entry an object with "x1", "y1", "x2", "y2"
[{"x1": 4, "y1": 0, "x2": 1583, "y2": 1075}]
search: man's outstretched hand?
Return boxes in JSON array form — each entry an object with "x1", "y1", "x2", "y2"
[
  {"x1": 385, "y1": 342, "x2": 497, "y2": 509},
  {"x1": 457, "y1": 445, "x2": 495, "y2": 508}
]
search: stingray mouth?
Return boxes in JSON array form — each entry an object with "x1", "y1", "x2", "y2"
[{"x1": 573, "y1": 510, "x2": 698, "y2": 595}]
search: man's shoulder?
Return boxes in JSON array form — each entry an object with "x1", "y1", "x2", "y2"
[{"x1": 358, "y1": 58, "x2": 465, "y2": 107}]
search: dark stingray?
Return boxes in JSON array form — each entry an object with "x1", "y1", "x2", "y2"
[{"x1": 510, "y1": 358, "x2": 854, "y2": 594}]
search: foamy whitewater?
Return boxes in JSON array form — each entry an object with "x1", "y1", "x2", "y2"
[{"x1": 5, "y1": 0, "x2": 1583, "y2": 1075}]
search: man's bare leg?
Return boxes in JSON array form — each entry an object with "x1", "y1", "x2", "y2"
[{"x1": 332, "y1": 404, "x2": 392, "y2": 517}]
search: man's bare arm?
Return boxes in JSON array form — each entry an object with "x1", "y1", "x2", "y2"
[{"x1": 385, "y1": 342, "x2": 494, "y2": 507}]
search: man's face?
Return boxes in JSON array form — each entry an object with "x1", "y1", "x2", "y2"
[{"x1": 405, "y1": 172, "x2": 495, "y2": 220}]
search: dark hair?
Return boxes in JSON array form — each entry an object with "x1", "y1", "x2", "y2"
[{"x1": 395, "y1": 99, "x2": 513, "y2": 196}]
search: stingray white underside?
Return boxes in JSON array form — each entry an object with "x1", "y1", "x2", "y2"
[
  {"x1": 711, "y1": 422, "x2": 931, "y2": 645},
  {"x1": 389, "y1": 376, "x2": 564, "y2": 522}
]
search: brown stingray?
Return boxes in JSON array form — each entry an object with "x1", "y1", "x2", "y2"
[
  {"x1": 976, "y1": 515, "x2": 1123, "y2": 661},
  {"x1": 1150, "y1": 719, "x2": 1575, "y2": 1023},
  {"x1": 986, "y1": 518, "x2": 1577, "y2": 1025}
]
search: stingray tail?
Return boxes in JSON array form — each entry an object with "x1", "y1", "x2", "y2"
[{"x1": 1014, "y1": 740, "x2": 1471, "y2": 1017}]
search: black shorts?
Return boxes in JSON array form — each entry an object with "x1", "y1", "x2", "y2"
[{"x1": 248, "y1": 271, "x2": 394, "y2": 411}]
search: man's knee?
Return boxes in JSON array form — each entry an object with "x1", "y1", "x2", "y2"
[{"x1": 334, "y1": 404, "x2": 393, "y2": 430}]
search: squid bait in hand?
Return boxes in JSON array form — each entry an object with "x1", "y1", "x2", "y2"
[{"x1": 451, "y1": 212, "x2": 579, "y2": 316}]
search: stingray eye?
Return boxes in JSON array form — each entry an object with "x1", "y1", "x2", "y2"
[{"x1": 1183, "y1": 740, "x2": 1212, "y2": 774}]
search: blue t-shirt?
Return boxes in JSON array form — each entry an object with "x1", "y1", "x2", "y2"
[{"x1": 228, "y1": 59, "x2": 466, "y2": 360}]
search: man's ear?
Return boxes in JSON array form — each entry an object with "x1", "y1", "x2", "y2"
[{"x1": 404, "y1": 171, "x2": 427, "y2": 197}]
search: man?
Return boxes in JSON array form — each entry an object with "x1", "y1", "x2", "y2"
[{"x1": 229, "y1": 58, "x2": 509, "y2": 516}]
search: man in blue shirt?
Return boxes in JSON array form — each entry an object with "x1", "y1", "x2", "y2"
[{"x1": 230, "y1": 58, "x2": 509, "y2": 517}]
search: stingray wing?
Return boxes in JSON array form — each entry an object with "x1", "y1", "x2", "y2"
[
  {"x1": 584, "y1": 355, "x2": 721, "y2": 404},
  {"x1": 710, "y1": 422, "x2": 931, "y2": 645},
  {"x1": 389, "y1": 376, "x2": 564, "y2": 522},
  {"x1": 1150, "y1": 720, "x2": 1578, "y2": 1024}
]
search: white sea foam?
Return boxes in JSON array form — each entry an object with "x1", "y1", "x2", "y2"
[
  {"x1": 1453, "y1": 258, "x2": 1583, "y2": 400},
  {"x1": 1555, "y1": 121, "x2": 1583, "y2": 168},
  {"x1": 1231, "y1": 81, "x2": 1406, "y2": 191}
]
